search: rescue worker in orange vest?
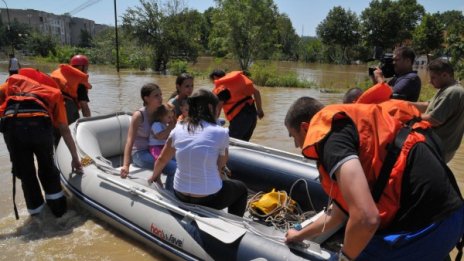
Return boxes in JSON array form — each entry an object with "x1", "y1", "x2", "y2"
[
  {"x1": 210, "y1": 70, "x2": 264, "y2": 141},
  {"x1": 0, "y1": 68, "x2": 82, "y2": 218},
  {"x1": 283, "y1": 93, "x2": 463, "y2": 260},
  {"x1": 51, "y1": 54, "x2": 92, "y2": 125}
]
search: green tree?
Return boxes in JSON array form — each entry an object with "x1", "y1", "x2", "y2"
[
  {"x1": 275, "y1": 13, "x2": 300, "y2": 60},
  {"x1": 79, "y1": 29, "x2": 93, "y2": 48},
  {"x1": 436, "y1": 10, "x2": 464, "y2": 36},
  {"x1": 163, "y1": 9, "x2": 203, "y2": 61},
  {"x1": 211, "y1": 0, "x2": 279, "y2": 71},
  {"x1": 122, "y1": 0, "x2": 202, "y2": 71},
  {"x1": 316, "y1": 6, "x2": 360, "y2": 64},
  {"x1": 433, "y1": 11, "x2": 464, "y2": 79},
  {"x1": 298, "y1": 37, "x2": 324, "y2": 63},
  {"x1": 201, "y1": 7, "x2": 217, "y2": 54},
  {"x1": 412, "y1": 13, "x2": 443, "y2": 63},
  {"x1": 446, "y1": 34, "x2": 464, "y2": 79},
  {"x1": 0, "y1": 20, "x2": 30, "y2": 54},
  {"x1": 26, "y1": 31, "x2": 57, "y2": 57},
  {"x1": 361, "y1": 0, "x2": 424, "y2": 50}
]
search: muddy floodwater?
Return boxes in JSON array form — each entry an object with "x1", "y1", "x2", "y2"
[{"x1": 0, "y1": 58, "x2": 462, "y2": 260}]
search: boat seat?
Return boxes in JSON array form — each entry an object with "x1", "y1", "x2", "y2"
[{"x1": 75, "y1": 113, "x2": 131, "y2": 162}]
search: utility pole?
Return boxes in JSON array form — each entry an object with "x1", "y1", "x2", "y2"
[
  {"x1": 1, "y1": 0, "x2": 13, "y2": 55},
  {"x1": 114, "y1": 0, "x2": 120, "y2": 72}
]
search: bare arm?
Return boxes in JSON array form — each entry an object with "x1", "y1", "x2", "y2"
[
  {"x1": 420, "y1": 113, "x2": 442, "y2": 127},
  {"x1": 409, "y1": 101, "x2": 429, "y2": 113},
  {"x1": 120, "y1": 112, "x2": 142, "y2": 178},
  {"x1": 148, "y1": 138, "x2": 176, "y2": 186},
  {"x1": 58, "y1": 123, "x2": 82, "y2": 173},
  {"x1": 285, "y1": 203, "x2": 347, "y2": 243},
  {"x1": 253, "y1": 88, "x2": 264, "y2": 119},
  {"x1": 372, "y1": 67, "x2": 384, "y2": 84},
  {"x1": 217, "y1": 148, "x2": 228, "y2": 175},
  {"x1": 216, "y1": 101, "x2": 224, "y2": 119},
  {"x1": 335, "y1": 158, "x2": 380, "y2": 259},
  {"x1": 79, "y1": 101, "x2": 91, "y2": 117}
]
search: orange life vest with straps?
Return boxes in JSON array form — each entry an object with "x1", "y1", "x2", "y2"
[
  {"x1": 50, "y1": 64, "x2": 91, "y2": 108},
  {"x1": 212, "y1": 71, "x2": 255, "y2": 121},
  {"x1": 302, "y1": 99, "x2": 431, "y2": 228},
  {"x1": 0, "y1": 69, "x2": 65, "y2": 127}
]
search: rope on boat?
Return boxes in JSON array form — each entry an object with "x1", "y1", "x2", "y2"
[{"x1": 246, "y1": 179, "x2": 317, "y2": 232}]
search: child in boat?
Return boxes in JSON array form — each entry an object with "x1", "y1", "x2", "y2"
[
  {"x1": 177, "y1": 99, "x2": 189, "y2": 122},
  {"x1": 149, "y1": 103, "x2": 176, "y2": 160}
]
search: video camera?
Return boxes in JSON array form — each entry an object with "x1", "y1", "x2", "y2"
[{"x1": 368, "y1": 47, "x2": 395, "y2": 78}]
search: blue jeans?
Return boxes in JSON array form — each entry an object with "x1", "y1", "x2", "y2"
[
  {"x1": 132, "y1": 149, "x2": 176, "y2": 191},
  {"x1": 358, "y1": 205, "x2": 464, "y2": 261}
]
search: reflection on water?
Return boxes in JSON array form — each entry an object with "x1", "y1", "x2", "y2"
[{"x1": 0, "y1": 60, "x2": 462, "y2": 260}]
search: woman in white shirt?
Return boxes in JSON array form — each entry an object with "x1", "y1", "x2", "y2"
[{"x1": 149, "y1": 89, "x2": 248, "y2": 216}]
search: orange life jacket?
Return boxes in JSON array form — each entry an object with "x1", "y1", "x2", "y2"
[
  {"x1": 51, "y1": 64, "x2": 91, "y2": 108},
  {"x1": 0, "y1": 70, "x2": 64, "y2": 127},
  {"x1": 302, "y1": 99, "x2": 431, "y2": 228},
  {"x1": 356, "y1": 82, "x2": 392, "y2": 104},
  {"x1": 0, "y1": 82, "x2": 6, "y2": 105},
  {"x1": 212, "y1": 71, "x2": 255, "y2": 121}
]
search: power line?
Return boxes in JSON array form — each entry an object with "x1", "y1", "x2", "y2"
[{"x1": 67, "y1": 0, "x2": 102, "y2": 16}]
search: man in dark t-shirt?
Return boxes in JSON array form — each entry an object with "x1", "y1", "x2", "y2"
[
  {"x1": 373, "y1": 47, "x2": 421, "y2": 102},
  {"x1": 317, "y1": 119, "x2": 461, "y2": 233},
  {"x1": 283, "y1": 97, "x2": 463, "y2": 260}
]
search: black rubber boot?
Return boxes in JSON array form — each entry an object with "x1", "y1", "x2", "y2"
[{"x1": 47, "y1": 197, "x2": 67, "y2": 218}]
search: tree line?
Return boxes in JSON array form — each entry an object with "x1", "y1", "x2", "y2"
[{"x1": 1, "y1": 0, "x2": 463, "y2": 78}]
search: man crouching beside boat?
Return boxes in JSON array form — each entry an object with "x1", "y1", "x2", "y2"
[{"x1": 284, "y1": 96, "x2": 464, "y2": 260}]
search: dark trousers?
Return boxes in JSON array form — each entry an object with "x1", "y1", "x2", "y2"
[
  {"x1": 229, "y1": 103, "x2": 257, "y2": 142},
  {"x1": 174, "y1": 179, "x2": 248, "y2": 217},
  {"x1": 3, "y1": 117, "x2": 67, "y2": 217}
]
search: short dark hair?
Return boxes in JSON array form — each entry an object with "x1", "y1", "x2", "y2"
[
  {"x1": 140, "y1": 83, "x2": 160, "y2": 106},
  {"x1": 395, "y1": 47, "x2": 415, "y2": 64},
  {"x1": 428, "y1": 58, "x2": 454, "y2": 76},
  {"x1": 209, "y1": 69, "x2": 226, "y2": 81},
  {"x1": 343, "y1": 87, "x2": 363, "y2": 104},
  {"x1": 285, "y1": 97, "x2": 324, "y2": 130}
]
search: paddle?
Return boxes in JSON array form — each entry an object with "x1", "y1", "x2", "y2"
[{"x1": 97, "y1": 174, "x2": 247, "y2": 244}]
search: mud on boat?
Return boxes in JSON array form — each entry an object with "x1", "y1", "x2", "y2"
[{"x1": 55, "y1": 112, "x2": 342, "y2": 260}]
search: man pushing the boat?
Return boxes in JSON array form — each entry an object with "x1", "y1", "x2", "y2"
[
  {"x1": 0, "y1": 69, "x2": 82, "y2": 219},
  {"x1": 283, "y1": 96, "x2": 464, "y2": 260}
]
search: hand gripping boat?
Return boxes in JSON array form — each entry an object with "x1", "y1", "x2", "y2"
[{"x1": 55, "y1": 112, "x2": 341, "y2": 260}]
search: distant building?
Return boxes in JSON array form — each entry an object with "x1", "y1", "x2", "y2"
[{"x1": 0, "y1": 8, "x2": 109, "y2": 46}]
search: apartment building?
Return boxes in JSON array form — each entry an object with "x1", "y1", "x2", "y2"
[{"x1": 0, "y1": 8, "x2": 102, "y2": 46}]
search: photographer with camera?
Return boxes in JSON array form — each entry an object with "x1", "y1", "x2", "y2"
[{"x1": 371, "y1": 47, "x2": 421, "y2": 102}]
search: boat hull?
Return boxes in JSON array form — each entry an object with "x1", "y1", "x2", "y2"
[{"x1": 56, "y1": 113, "x2": 334, "y2": 260}]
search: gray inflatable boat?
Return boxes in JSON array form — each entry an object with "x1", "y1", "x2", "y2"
[{"x1": 55, "y1": 112, "x2": 340, "y2": 261}]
